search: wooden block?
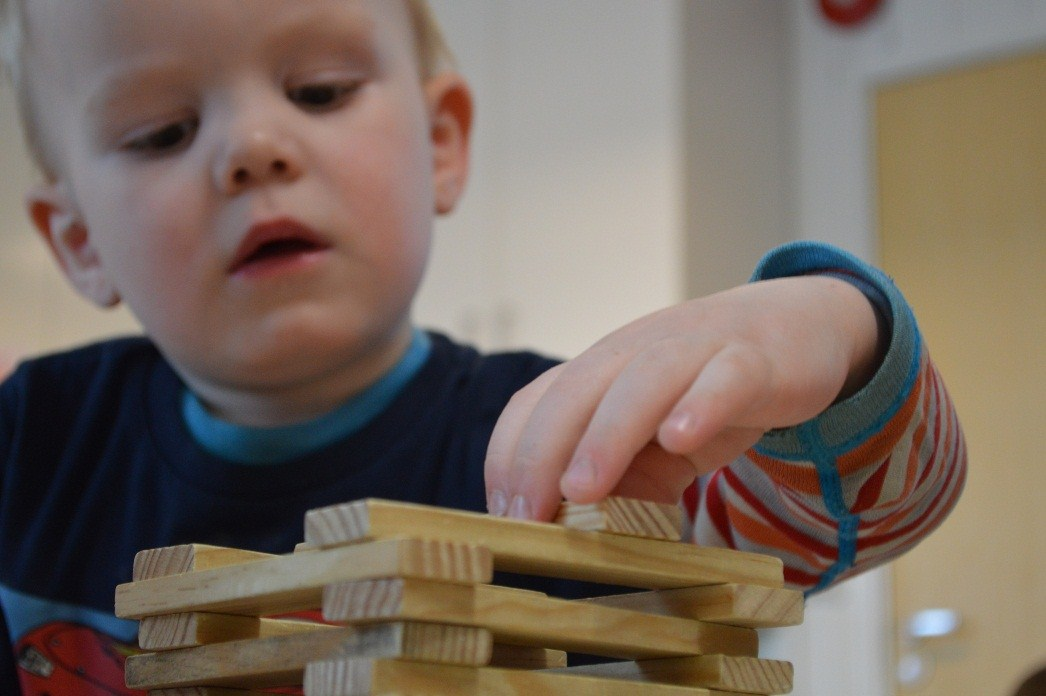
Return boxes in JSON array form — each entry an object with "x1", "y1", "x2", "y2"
[
  {"x1": 304, "y1": 499, "x2": 782, "y2": 589},
  {"x1": 126, "y1": 622, "x2": 492, "y2": 690},
  {"x1": 555, "y1": 497, "x2": 683, "y2": 540},
  {"x1": 550, "y1": 655, "x2": 794, "y2": 694},
  {"x1": 579, "y1": 583, "x2": 804, "y2": 628},
  {"x1": 322, "y1": 577, "x2": 758, "y2": 660},
  {"x1": 489, "y1": 644, "x2": 567, "y2": 669},
  {"x1": 139, "y1": 612, "x2": 334, "y2": 650},
  {"x1": 134, "y1": 544, "x2": 275, "y2": 581},
  {"x1": 116, "y1": 538, "x2": 492, "y2": 620},
  {"x1": 303, "y1": 657, "x2": 746, "y2": 696},
  {"x1": 150, "y1": 688, "x2": 274, "y2": 695}
]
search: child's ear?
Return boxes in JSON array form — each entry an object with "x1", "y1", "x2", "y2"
[
  {"x1": 425, "y1": 72, "x2": 473, "y2": 215},
  {"x1": 26, "y1": 182, "x2": 121, "y2": 308}
]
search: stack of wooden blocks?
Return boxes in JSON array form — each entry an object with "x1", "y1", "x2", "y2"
[{"x1": 115, "y1": 497, "x2": 804, "y2": 695}]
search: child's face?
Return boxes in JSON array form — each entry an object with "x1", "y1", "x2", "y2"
[{"x1": 23, "y1": 0, "x2": 469, "y2": 412}]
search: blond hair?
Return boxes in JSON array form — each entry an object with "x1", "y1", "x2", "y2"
[
  {"x1": 406, "y1": 0, "x2": 456, "y2": 79},
  {"x1": 0, "y1": 0, "x2": 455, "y2": 174},
  {"x1": 0, "y1": 0, "x2": 39, "y2": 165}
]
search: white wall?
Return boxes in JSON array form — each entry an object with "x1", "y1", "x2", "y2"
[
  {"x1": 418, "y1": 0, "x2": 686, "y2": 357},
  {"x1": 418, "y1": 1, "x2": 798, "y2": 357},
  {"x1": 683, "y1": 1, "x2": 794, "y2": 298}
]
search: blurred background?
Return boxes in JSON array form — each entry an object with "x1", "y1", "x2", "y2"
[{"x1": 1, "y1": 1, "x2": 1042, "y2": 694}]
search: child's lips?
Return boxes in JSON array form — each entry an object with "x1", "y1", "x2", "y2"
[{"x1": 228, "y1": 218, "x2": 331, "y2": 278}]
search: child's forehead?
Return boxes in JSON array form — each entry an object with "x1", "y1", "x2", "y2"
[
  {"x1": 24, "y1": 0, "x2": 418, "y2": 101},
  {"x1": 25, "y1": 0, "x2": 414, "y2": 60},
  {"x1": 17, "y1": 0, "x2": 423, "y2": 174}
]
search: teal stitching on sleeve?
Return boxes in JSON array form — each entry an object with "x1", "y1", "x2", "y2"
[{"x1": 795, "y1": 420, "x2": 860, "y2": 593}]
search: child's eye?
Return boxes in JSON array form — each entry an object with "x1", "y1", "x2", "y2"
[
  {"x1": 123, "y1": 119, "x2": 199, "y2": 154},
  {"x1": 286, "y1": 81, "x2": 360, "y2": 112}
]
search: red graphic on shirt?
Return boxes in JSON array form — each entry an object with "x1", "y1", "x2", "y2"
[
  {"x1": 14, "y1": 622, "x2": 142, "y2": 695},
  {"x1": 14, "y1": 620, "x2": 309, "y2": 695}
]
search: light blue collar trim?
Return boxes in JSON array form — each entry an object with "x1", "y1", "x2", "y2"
[
  {"x1": 0, "y1": 583, "x2": 139, "y2": 642},
  {"x1": 182, "y1": 329, "x2": 431, "y2": 465}
]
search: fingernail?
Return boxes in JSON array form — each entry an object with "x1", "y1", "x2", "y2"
[
  {"x1": 508, "y1": 494, "x2": 531, "y2": 520},
  {"x1": 665, "y1": 411, "x2": 694, "y2": 436},
  {"x1": 488, "y1": 489, "x2": 508, "y2": 517},
  {"x1": 563, "y1": 457, "x2": 597, "y2": 493}
]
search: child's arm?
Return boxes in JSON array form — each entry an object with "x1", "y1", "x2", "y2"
[
  {"x1": 484, "y1": 241, "x2": 966, "y2": 592},
  {"x1": 691, "y1": 242, "x2": 965, "y2": 591}
]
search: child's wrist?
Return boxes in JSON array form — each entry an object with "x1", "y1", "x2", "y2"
[
  {"x1": 751, "y1": 240, "x2": 895, "y2": 400},
  {"x1": 832, "y1": 278, "x2": 889, "y2": 401}
]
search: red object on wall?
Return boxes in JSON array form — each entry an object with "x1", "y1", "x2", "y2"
[{"x1": 818, "y1": 0, "x2": 885, "y2": 27}]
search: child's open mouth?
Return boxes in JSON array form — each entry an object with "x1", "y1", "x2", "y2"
[{"x1": 229, "y1": 219, "x2": 331, "y2": 278}]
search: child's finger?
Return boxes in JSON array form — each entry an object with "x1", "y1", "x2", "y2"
[
  {"x1": 497, "y1": 355, "x2": 621, "y2": 521},
  {"x1": 559, "y1": 336, "x2": 712, "y2": 503},
  {"x1": 656, "y1": 343, "x2": 774, "y2": 456},
  {"x1": 484, "y1": 364, "x2": 562, "y2": 516},
  {"x1": 677, "y1": 425, "x2": 765, "y2": 476},
  {"x1": 494, "y1": 338, "x2": 646, "y2": 521},
  {"x1": 608, "y1": 443, "x2": 699, "y2": 504}
]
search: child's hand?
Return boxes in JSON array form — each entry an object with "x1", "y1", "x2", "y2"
[{"x1": 484, "y1": 275, "x2": 885, "y2": 521}]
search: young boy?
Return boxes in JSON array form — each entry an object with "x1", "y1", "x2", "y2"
[{"x1": 0, "y1": 0, "x2": 965, "y2": 693}]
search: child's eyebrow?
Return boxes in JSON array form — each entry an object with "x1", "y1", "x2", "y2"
[
  {"x1": 83, "y1": 62, "x2": 191, "y2": 118},
  {"x1": 84, "y1": 8, "x2": 384, "y2": 106},
  {"x1": 78, "y1": 4, "x2": 398, "y2": 127},
  {"x1": 258, "y1": 5, "x2": 383, "y2": 62}
]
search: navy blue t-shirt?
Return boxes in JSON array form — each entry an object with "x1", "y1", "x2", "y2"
[{"x1": 0, "y1": 332, "x2": 608, "y2": 694}]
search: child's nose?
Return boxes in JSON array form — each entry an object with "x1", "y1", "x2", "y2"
[{"x1": 215, "y1": 129, "x2": 303, "y2": 195}]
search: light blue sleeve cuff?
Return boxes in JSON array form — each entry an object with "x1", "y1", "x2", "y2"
[{"x1": 750, "y1": 240, "x2": 923, "y2": 457}]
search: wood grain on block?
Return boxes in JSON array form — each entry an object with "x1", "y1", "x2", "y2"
[
  {"x1": 551, "y1": 654, "x2": 794, "y2": 694},
  {"x1": 322, "y1": 577, "x2": 758, "y2": 660},
  {"x1": 555, "y1": 497, "x2": 683, "y2": 540},
  {"x1": 116, "y1": 538, "x2": 492, "y2": 620},
  {"x1": 303, "y1": 657, "x2": 746, "y2": 696},
  {"x1": 150, "y1": 688, "x2": 275, "y2": 696},
  {"x1": 133, "y1": 544, "x2": 275, "y2": 581},
  {"x1": 579, "y1": 583, "x2": 804, "y2": 628},
  {"x1": 304, "y1": 499, "x2": 782, "y2": 589},
  {"x1": 138, "y1": 612, "x2": 335, "y2": 650},
  {"x1": 489, "y1": 644, "x2": 568, "y2": 669},
  {"x1": 126, "y1": 622, "x2": 491, "y2": 690}
]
